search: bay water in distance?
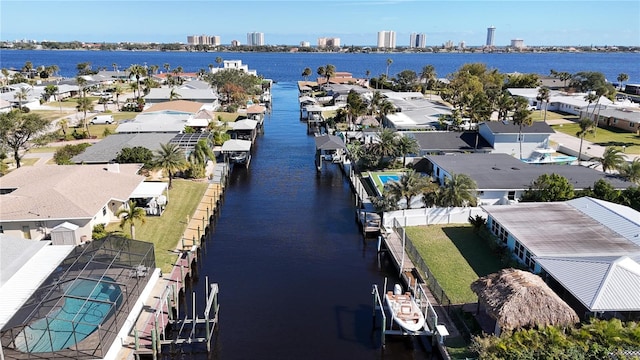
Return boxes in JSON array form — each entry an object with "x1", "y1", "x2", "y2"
[{"x1": 2, "y1": 50, "x2": 638, "y2": 359}]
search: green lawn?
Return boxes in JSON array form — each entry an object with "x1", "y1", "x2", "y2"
[
  {"x1": 106, "y1": 179, "x2": 209, "y2": 273},
  {"x1": 530, "y1": 110, "x2": 578, "y2": 122},
  {"x1": 551, "y1": 123, "x2": 640, "y2": 154},
  {"x1": 406, "y1": 224, "x2": 504, "y2": 304}
]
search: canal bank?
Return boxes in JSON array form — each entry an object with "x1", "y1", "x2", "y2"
[{"x1": 193, "y1": 81, "x2": 437, "y2": 360}]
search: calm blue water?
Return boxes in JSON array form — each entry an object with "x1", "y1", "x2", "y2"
[
  {"x1": 17, "y1": 278, "x2": 121, "y2": 353},
  {"x1": 1, "y1": 50, "x2": 638, "y2": 83}
]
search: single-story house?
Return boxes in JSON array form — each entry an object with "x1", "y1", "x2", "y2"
[
  {"x1": 508, "y1": 88, "x2": 614, "y2": 116},
  {"x1": 0, "y1": 164, "x2": 146, "y2": 244},
  {"x1": 71, "y1": 133, "x2": 176, "y2": 164},
  {"x1": 422, "y1": 153, "x2": 633, "y2": 205},
  {"x1": 580, "y1": 107, "x2": 640, "y2": 134},
  {"x1": 481, "y1": 197, "x2": 640, "y2": 320}
]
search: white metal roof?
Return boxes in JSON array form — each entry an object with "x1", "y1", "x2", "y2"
[
  {"x1": 0, "y1": 241, "x2": 75, "y2": 329},
  {"x1": 221, "y1": 139, "x2": 252, "y2": 152},
  {"x1": 231, "y1": 119, "x2": 258, "y2": 130},
  {"x1": 537, "y1": 256, "x2": 640, "y2": 311},
  {"x1": 568, "y1": 197, "x2": 640, "y2": 246},
  {"x1": 131, "y1": 181, "x2": 168, "y2": 198}
]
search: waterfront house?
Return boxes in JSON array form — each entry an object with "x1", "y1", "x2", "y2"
[
  {"x1": 0, "y1": 234, "x2": 158, "y2": 360},
  {"x1": 422, "y1": 153, "x2": 632, "y2": 205},
  {"x1": 382, "y1": 94, "x2": 452, "y2": 130},
  {"x1": 477, "y1": 120, "x2": 554, "y2": 160},
  {"x1": 0, "y1": 164, "x2": 146, "y2": 244},
  {"x1": 71, "y1": 132, "x2": 177, "y2": 164},
  {"x1": 481, "y1": 197, "x2": 640, "y2": 320},
  {"x1": 116, "y1": 100, "x2": 207, "y2": 133}
]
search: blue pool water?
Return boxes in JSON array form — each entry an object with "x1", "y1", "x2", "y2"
[
  {"x1": 378, "y1": 174, "x2": 400, "y2": 186},
  {"x1": 16, "y1": 278, "x2": 122, "y2": 353}
]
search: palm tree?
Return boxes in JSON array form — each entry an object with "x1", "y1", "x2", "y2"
[
  {"x1": 76, "y1": 96, "x2": 94, "y2": 136},
  {"x1": 512, "y1": 97, "x2": 533, "y2": 159},
  {"x1": 590, "y1": 146, "x2": 625, "y2": 173},
  {"x1": 420, "y1": 65, "x2": 436, "y2": 92},
  {"x1": 76, "y1": 76, "x2": 88, "y2": 97},
  {"x1": 584, "y1": 91, "x2": 599, "y2": 116},
  {"x1": 383, "y1": 170, "x2": 427, "y2": 209},
  {"x1": 372, "y1": 128, "x2": 399, "y2": 160},
  {"x1": 113, "y1": 84, "x2": 124, "y2": 109},
  {"x1": 438, "y1": 173, "x2": 477, "y2": 207},
  {"x1": 386, "y1": 58, "x2": 393, "y2": 78},
  {"x1": 112, "y1": 63, "x2": 118, "y2": 72},
  {"x1": 128, "y1": 64, "x2": 146, "y2": 98},
  {"x1": 396, "y1": 135, "x2": 420, "y2": 166},
  {"x1": 116, "y1": 200, "x2": 146, "y2": 239},
  {"x1": 13, "y1": 87, "x2": 29, "y2": 110},
  {"x1": 215, "y1": 56, "x2": 223, "y2": 68},
  {"x1": 316, "y1": 64, "x2": 336, "y2": 87},
  {"x1": 163, "y1": 63, "x2": 170, "y2": 74},
  {"x1": 496, "y1": 91, "x2": 515, "y2": 121},
  {"x1": 619, "y1": 159, "x2": 640, "y2": 184},
  {"x1": 617, "y1": 73, "x2": 629, "y2": 91},
  {"x1": 536, "y1": 86, "x2": 550, "y2": 124},
  {"x1": 301, "y1": 67, "x2": 311, "y2": 82},
  {"x1": 169, "y1": 87, "x2": 181, "y2": 101},
  {"x1": 576, "y1": 117, "x2": 596, "y2": 165},
  {"x1": 153, "y1": 143, "x2": 187, "y2": 189},
  {"x1": 58, "y1": 118, "x2": 69, "y2": 137}
]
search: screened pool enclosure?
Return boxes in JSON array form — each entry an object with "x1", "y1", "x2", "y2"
[{"x1": 1, "y1": 236, "x2": 155, "y2": 359}]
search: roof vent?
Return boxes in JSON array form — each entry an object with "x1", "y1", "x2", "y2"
[
  {"x1": 511, "y1": 167, "x2": 520, "y2": 170},
  {"x1": 492, "y1": 167, "x2": 500, "y2": 170}
]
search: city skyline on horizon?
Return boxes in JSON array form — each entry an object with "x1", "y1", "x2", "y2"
[{"x1": 1, "y1": 1, "x2": 639, "y2": 47}]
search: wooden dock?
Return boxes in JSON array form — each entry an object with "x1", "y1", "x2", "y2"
[{"x1": 179, "y1": 183, "x2": 223, "y2": 250}]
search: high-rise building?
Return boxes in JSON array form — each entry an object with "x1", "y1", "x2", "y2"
[
  {"x1": 510, "y1": 39, "x2": 525, "y2": 49},
  {"x1": 377, "y1": 31, "x2": 396, "y2": 49},
  {"x1": 317, "y1": 37, "x2": 341, "y2": 48},
  {"x1": 246, "y1": 32, "x2": 264, "y2": 46},
  {"x1": 486, "y1": 26, "x2": 496, "y2": 46},
  {"x1": 187, "y1": 35, "x2": 221, "y2": 46},
  {"x1": 409, "y1": 33, "x2": 426, "y2": 48}
]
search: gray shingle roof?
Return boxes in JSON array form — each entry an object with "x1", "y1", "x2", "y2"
[
  {"x1": 409, "y1": 131, "x2": 493, "y2": 152},
  {"x1": 425, "y1": 153, "x2": 633, "y2": 190},
  {"x1": 480, "y1": 120, "x2": 554, "y2": 134},
  {"x1": 71, "y1": 133, "x2": 176, "y2": 163}
]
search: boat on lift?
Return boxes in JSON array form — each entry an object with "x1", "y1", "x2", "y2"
[{"x1": 384, "y1": 284, "x2": 426, "y2": 333}]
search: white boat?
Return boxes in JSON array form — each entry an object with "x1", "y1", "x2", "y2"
[
  {"x1": 522, "y1": 148, "x2": 577, "y2": 165},
  {"x1": 384, "y1": 284, "x2": 426, "y2": 333}
]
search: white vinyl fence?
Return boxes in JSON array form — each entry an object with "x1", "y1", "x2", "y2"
[{"x1": 382, "y1": 207, "x2": 486, "y2": 229}]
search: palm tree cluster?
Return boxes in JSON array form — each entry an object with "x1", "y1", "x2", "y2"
[
  {"x1": 372, "y1": 170, "x2": 478, "y2": 212},
  {"x1": 347, "y1": 128, "x2": 419, "y2": 170}
]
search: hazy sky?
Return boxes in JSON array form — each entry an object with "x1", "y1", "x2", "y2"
[{"x1": 2, "y1": 0, "x2": 639, "y2": 46}]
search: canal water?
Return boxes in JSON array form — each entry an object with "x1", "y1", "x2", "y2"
[{"x1": 193, "y1": 82, "x2": 436, "y2": 360}]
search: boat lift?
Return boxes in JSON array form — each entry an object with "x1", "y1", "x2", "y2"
[{"x1": 371, "y1": 278, "x2": 447, "y2": 348}]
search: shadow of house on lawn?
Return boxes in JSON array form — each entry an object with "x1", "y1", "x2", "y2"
[{"x1": 441, "y1": 226, "x2": 505, "y2": 278}]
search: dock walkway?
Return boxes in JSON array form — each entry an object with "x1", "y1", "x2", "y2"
[{"x1": 118, "y1": 167, "x2": 228, "y2": 359}]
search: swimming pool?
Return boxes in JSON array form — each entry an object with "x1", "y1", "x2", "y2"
[
  {"x1": 378, "y1": 174, "x2": 401, "y2": 186},
  {"x1": 16, "y1": 277, "x2": 122, "y2": 353}
]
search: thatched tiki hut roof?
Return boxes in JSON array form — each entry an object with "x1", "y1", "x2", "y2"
[{"x1": 471, "y1": 268, "x2": 579, "y2": 334}]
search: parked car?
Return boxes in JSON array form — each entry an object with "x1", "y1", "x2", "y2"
[{"x1": 90, "y1": 115, "x2": 114, "y2": 124}]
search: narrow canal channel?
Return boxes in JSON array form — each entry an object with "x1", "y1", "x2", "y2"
[{"x1": 197, "y1": 82, "x2": 436, "y2": 360}]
